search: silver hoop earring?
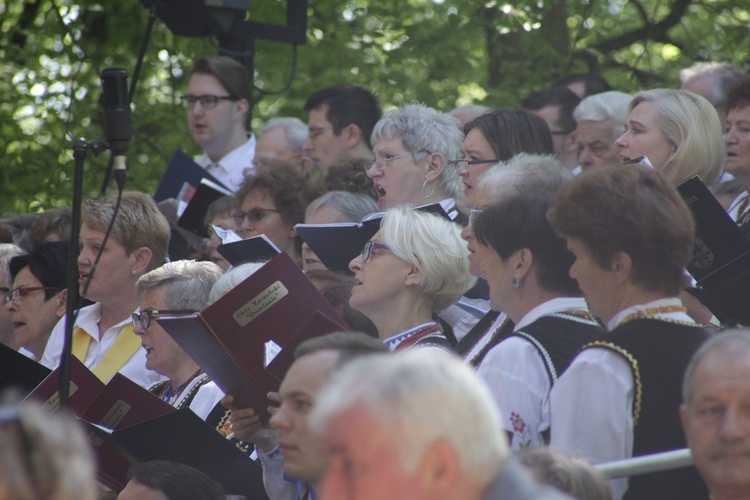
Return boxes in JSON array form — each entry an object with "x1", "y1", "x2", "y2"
[
  {"x1": 422, "y1": 180, "x2": 435, "y2": 199},
  {"x1": 512, "y1": 273, "x2": 520, "y2": 288}
]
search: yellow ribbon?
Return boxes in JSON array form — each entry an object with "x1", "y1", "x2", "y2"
[{"x1": 71, "y1": 323, "x2": 141, "y2": 383}]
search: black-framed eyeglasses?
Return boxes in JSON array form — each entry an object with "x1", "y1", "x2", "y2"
[
  {"x1": 132, "y1": 309, "x2": 196, "y2": 330},
  {"x1": 308, "y1": 126, "x2": 332, "y2": 139},
  {"x1": 361, "y1": 241, "x2": 391, "y2": 262},
  {"x1": 3, "y1": 287, "x2": 60, "y2": 304},
  {"x1": 181, "y1": 94, "x2": 236, "y2": 109},
  {"x1": 468, "y1": 208, "x2": 482, "y2": 228},
  {"x1": 232, "y1": 208, "x2": 281, "y2": 225},
  {"x1": 367, "y1": 150, "x2": 430, "y2": 173},
  {"x1": 448, "y1": 159, "x2": 499, "y2": 175}
]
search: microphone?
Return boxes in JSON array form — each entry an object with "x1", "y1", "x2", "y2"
[{"x1": 101, "y1": 68, "x2": 131, "y2": 189}]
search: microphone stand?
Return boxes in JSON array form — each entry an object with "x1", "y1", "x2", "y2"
[{"x1": 58, "y1": 138, "x2": 106, "y2": 409}]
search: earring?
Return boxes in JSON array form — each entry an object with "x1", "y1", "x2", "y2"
[
  {"x1": 422, "y1": 180, "x2": 435, "y2": 199},
  {"x1": 512, "y1": 273, "x2": 520, "y2": 288}
]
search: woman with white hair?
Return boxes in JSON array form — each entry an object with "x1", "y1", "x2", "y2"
[
  {"x1": 348, "y1": 205, "x2": 476, "y2": 351},
  {"x1": 615, "y1": 88, "x2": 725, "y2": 186},
  {"x1": 366, "y1": 103, "x2": 464, "y2": 218}
]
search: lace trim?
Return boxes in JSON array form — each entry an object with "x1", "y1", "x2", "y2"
[{"x1": 581, "y1": 341, "x2": 643, "y2": 426}]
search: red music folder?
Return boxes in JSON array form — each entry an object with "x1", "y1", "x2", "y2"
[
  {"x1": 157, "y1": 252, "x2": 349, "y2": 423},
  {"x1": 26, "y1": 358, "x2": 177, "y2": 491}
]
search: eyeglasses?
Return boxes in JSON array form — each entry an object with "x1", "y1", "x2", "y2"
[
  {"x1": 0, "y1": 287, "x2": 9, "y2": 302},
  {"x1": 366, "y1": 150, "x2": 430, "y2": 173},
  {"x1": 3, "y1": 287, "x2": 60, "y2": 304},
  {"x1": 468, "y1": 209, "x2": 482, "y2": 228},
  {"x1": 132, "y1": 309, "x2": 196, "y2": 330},
  {"x1": 361, "y1": 241, "x2": 391, "y2": 262},
  {"x1": 181, "y1": 94, "x2": 236, "y2": 109},
  {"x1": 232, "y1": 208, "x2": 281, "y2": 225},
  {"x1": 308, "y1": 126, "x2": 332, "y2": 139},
  {"x1": 448, "y1": 159, "x2": 499, "y2": 175}
]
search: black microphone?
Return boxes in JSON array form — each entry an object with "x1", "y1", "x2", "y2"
[{"x1": 101, "y1": 67, "x2": 131, "y2": 189}]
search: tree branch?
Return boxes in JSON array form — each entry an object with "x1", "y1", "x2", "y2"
[{"x1": 593, "y1": 0, "x2": 691, "y2": 53}]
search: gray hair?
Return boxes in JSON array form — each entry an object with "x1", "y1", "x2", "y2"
[
  {"x1": 573, "y1": 91, "x2": 633, "y2": 139},
  {"x1": 477, "y1": 153, "x2": 572, "y2": 202},
  {"x1": 309, "y1": 349, "x2": 509, "y2": 485},
  {"x1": 680, "y1": 61, "x2": 742, "y2": 111},
  {"x1": 208, "y1": 261, "x2": 266, "y2": 304},
  {"x1": 305, "y1": 191, "x2": 379, "y2": 221},
  {"x1": 260, "y1": 117, "x2": 309, "y2": 154},
  {"x1": 0, "y1": 244, "x2": 25, "y2": 287},
  {"x1": 371, "y1": 103, "x2": 464, "y2": 201},
  {"x1": 380, "y1": 205, "x2": 475, "y2": 312},
  {"x1": 136, "y1": 260, "x2": 223, "y2": 312},
  {"x1": 682, "y1": 328, "x2": 750, "y2": 407}
]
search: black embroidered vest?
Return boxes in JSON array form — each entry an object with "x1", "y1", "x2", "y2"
[{"x1": 581, "y1": 318, "x2": 710, "y2": 500}]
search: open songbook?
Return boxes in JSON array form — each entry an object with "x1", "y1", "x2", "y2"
[
  {"x1": 157, "y1": 252, "x2": 349, "y2": 424},
  {"x1": 295, "y1": 202, "x2": 451, "y2": 273},
  {"x1": 24, "y1": 357, "x2": 266, "y2": 497}
]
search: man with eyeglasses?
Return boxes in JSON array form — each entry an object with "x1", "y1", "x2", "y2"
[
  {"x1": 522, "y1": 86, "x2": 581, "y2": 171},
  {"x1": 185, "y1": 55, "x2": 256, "y2": 192},
  {"x1": 302, "y1": 84, "x2": 381, "y2": 171}
]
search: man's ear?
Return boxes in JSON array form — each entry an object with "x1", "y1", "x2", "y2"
[
  {"x1": 343, "y1": 123, "x2": 363, "y2": 149},
  {"x1": 234, "y1": 98, "x2": 250, "y2": 123},
  {"x1": 417, "y1": 440, "x2": 462, "y2": 491}
]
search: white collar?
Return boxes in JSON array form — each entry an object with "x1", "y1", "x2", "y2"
[
  {"x1": 515, "y1": 297, "x2": 588, "y2": 330},
  {"x1": 607, "y1": 297, "x2": 692, "y2": 330}
]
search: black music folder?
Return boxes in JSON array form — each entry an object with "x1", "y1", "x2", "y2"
[
  {"x1": 295, "y1": 202, "x2": 450, "y2": 273},
  {"x1": 678, "y1": 176, "x2": 750, "y2": 325},
  {"x1": 110, "y1": 409, "x2": 268, "y2": 499},
  {"x1": 0, "y1": 344, "x2": 51, "y2": 395}
]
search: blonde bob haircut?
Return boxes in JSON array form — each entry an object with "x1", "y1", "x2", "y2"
[
  {"x1": 82, "y1": 190, "x2": 170, "y2": 272},
  {"x1": 380, "y1": 205, "x2": 475, "y2": 312},
  {"x1": 628, "y1": 89, "x2": 724, "y2": 186}
]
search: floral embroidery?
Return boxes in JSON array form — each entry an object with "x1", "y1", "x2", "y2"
[{"x1": 509, "y1": 412, "x2": 533, "y2": 448}]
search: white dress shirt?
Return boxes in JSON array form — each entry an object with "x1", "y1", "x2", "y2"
[
  {"x1": 477, "y1": 297, "x2": 588, "y2": 450},
  {"x1": 40, "y1": 303, "x2": 165, "y2": 389},
  {"x1": 195, "y1": 135, "x2": 256, "y2": 192}
]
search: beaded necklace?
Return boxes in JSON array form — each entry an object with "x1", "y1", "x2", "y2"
[{"x1": 160, "y1": 369, "x2": 204, "y2": 406}]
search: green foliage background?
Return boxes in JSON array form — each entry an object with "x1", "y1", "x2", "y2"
[{"x1": 1, "y1": 0, "x2": 748, "y2": 213}]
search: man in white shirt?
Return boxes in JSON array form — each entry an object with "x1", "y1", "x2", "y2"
[{"x1": 186, "y1": 55, "x2": 256, "y2": 191}]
